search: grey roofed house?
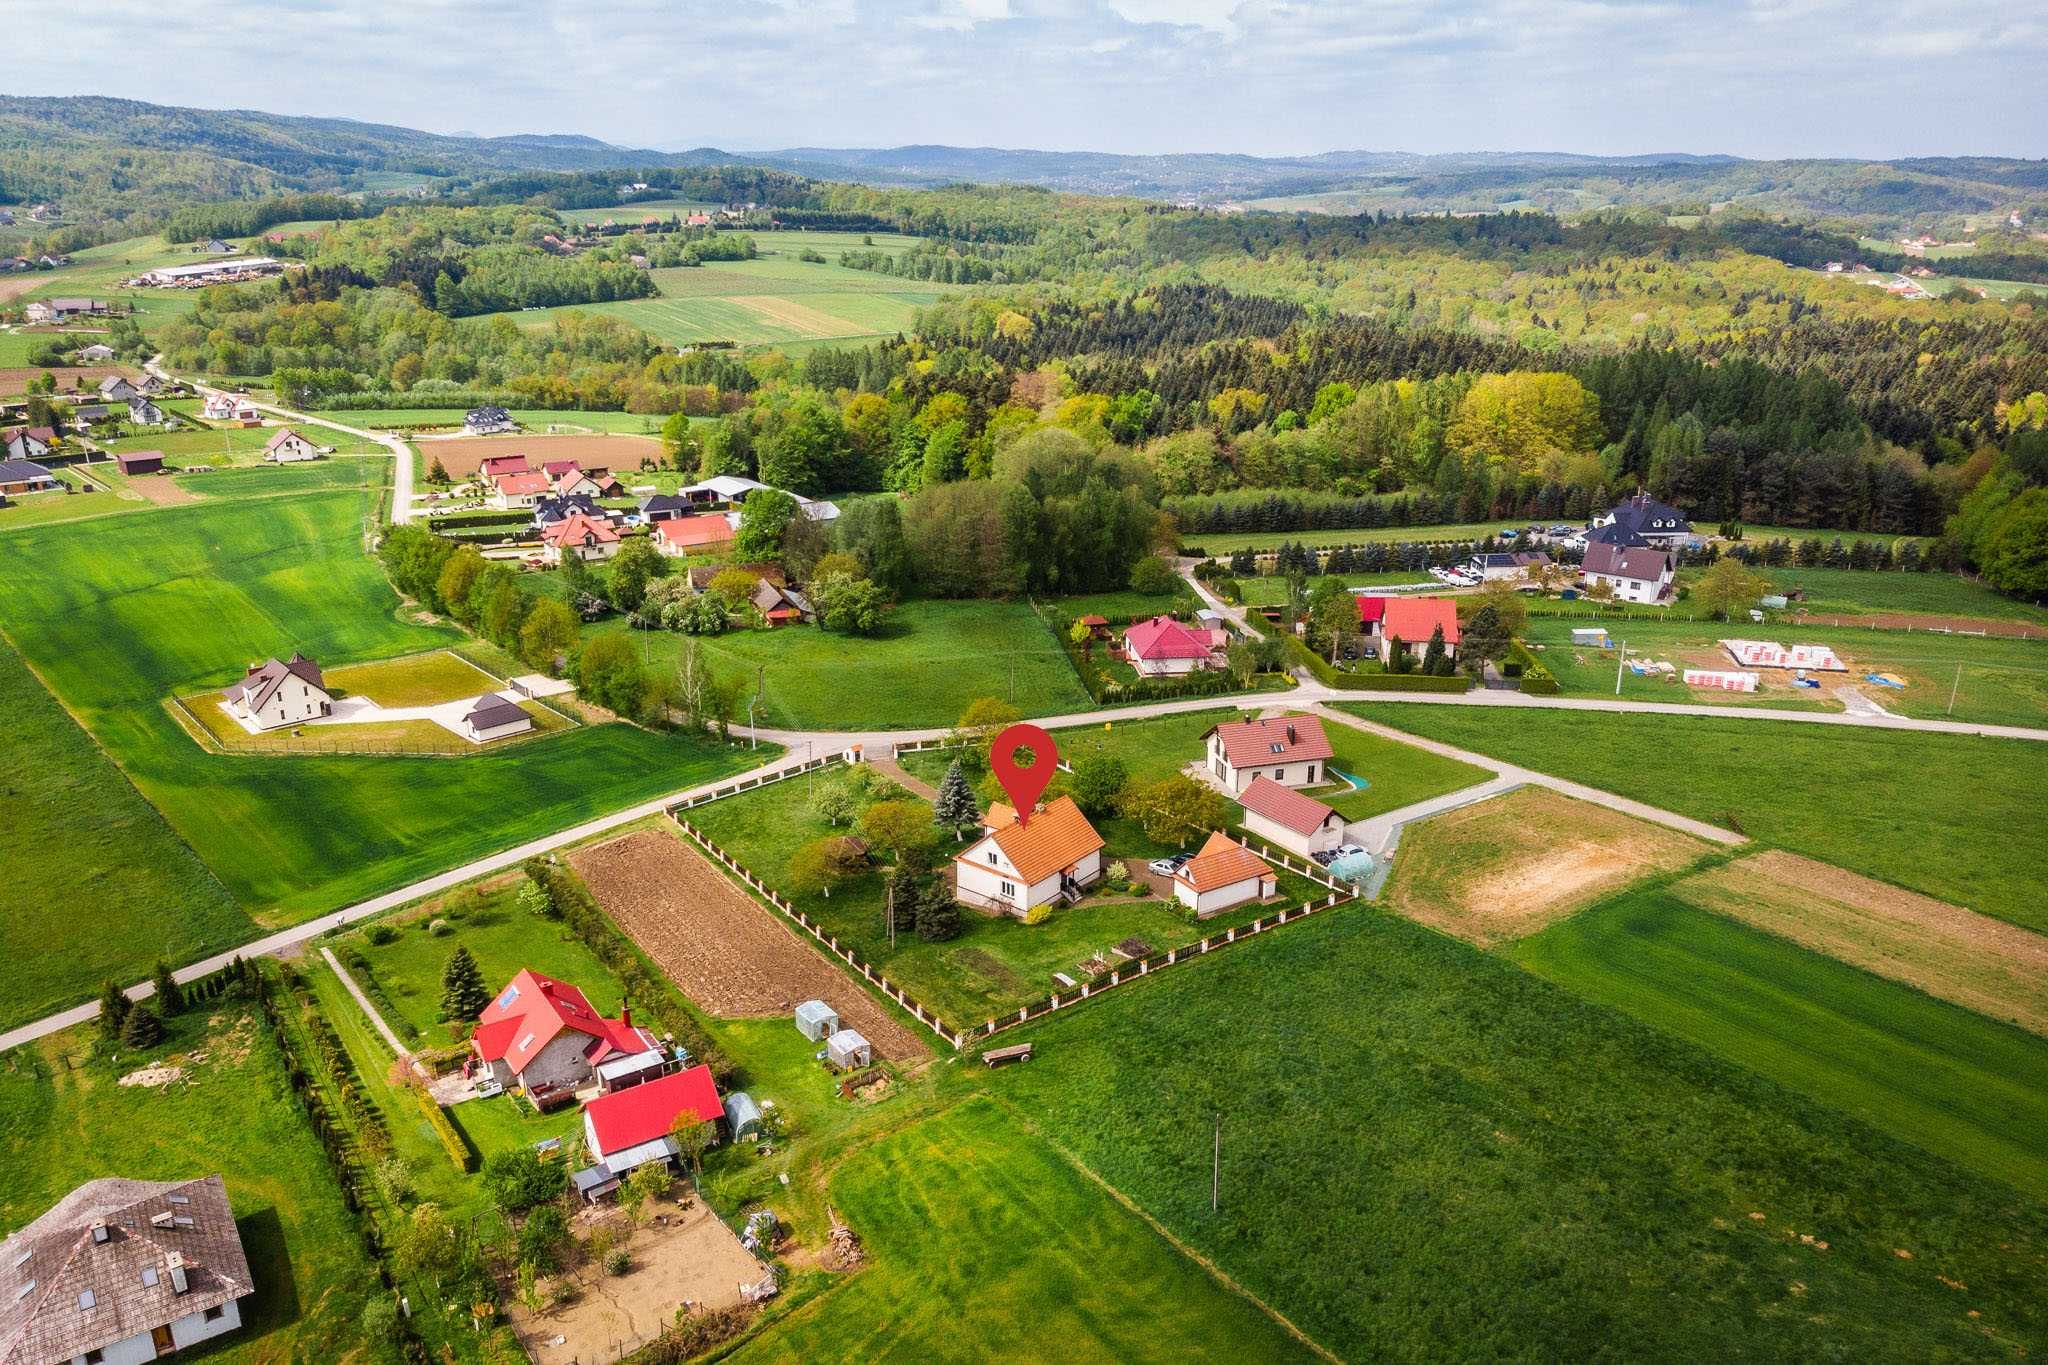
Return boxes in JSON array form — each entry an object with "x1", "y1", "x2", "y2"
[
  {"x1": 0, "y1": 1174, "x2": 254, "y2": 1365},
  {"x1": 463, "y1": 694, "x2": 531, "y2": 733},
  {"x1": 1582, "y1": 540, "x2": 1673, "y2": 583},
  {"x1": 98, "y1": 376, "x2": 139, "y2": 402},
  {"x1": 533, "y1": 492, "x2": 606, "y2": 528},
  {"x1": 1582, "y1": 522, "x2": 1649, "y2": 550},
  {"x1": 0, "y1": 460, "x2": 59, "y2": 490},
  {"x1": 128, "y1": 398, "x2": 166, "y2": 425},
  {"x1": 638, "y1": 492, "x2": 693, "y2": 522},
  {"x1": 1598, "y1": 491, "x2": 1693, "y2": 542},
  {"x1": 72, "y1": 404, "x2": 110, "y2": 422},
  {"x1": 464, "y1": 405, "x2": 516, "y2": 435},
  {"x1": 221, "y1": 653, "x2": 327, "y2": 712}
]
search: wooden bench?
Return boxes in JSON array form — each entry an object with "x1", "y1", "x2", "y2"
[{"x1": 983, "y1": 1043, "x2": 1033, "y2": 1068}]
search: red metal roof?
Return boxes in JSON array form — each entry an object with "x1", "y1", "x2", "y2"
[
  {"x1": 1125, "y1": 615, "x2": 1212, "y2": 661},
  {"x1": 1205, "y1": 714, "x2": 1334, "y2": 771},
  {"x1": 1238, "y1": 775, "x2": 1339, "y2": 837},
  {"x1": 585, "y1": 1065, "x2": 722, "y2": 1156},
  {"x1": 655, "y1": 516, "x2": 735, "y2": 549},
  {"x1": 473, "y1": 969, "x2": 649, "y2": 1076},
  {"x1": 495, "y1": 470, "x2": 551, "y2": 496},
  {"x1": 1355, "y1": 596, "x2": 1388, "y2": 625},
  {"x1": 479, "y1": 454, "x2": 531, "y2": 477},
  {"x1": 1381, "y1": 598, "x2": 1460, "y2": 648}
]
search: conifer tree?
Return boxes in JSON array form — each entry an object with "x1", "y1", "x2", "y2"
[
  {"x1": 97, "y1": 979, "x2": 131, "y2": 1044},
  {"x1": 440, "y1": 945, "x2": 489, "y2": 1022},
  {"x1": 915, "y1": 878, "x2": 962, "y2": 943},
  {"x1": 151, "y1": 960, "x2": 183, "y2": 1016},
  {"x1": 120, "y1": 1001, "x2": 165, "y2": 1050},
  {"x1": 931, "y1": 759, "x2": 981, "y2": 840}
]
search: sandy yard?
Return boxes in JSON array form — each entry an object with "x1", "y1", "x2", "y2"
[
  {"x1": 1674, "y1": 850, "x2": 2048, "y2": 1036},
  {"x1": 505, "y1": 1194, "x2": 765, "y2": 1364},
  {"x1": 121, "y1": 474, "x2": 199, "y2": 506},
  {"x1": 1386, "y1": 787, "x2": 1708, "y2": 946},
  {"x1": 569, "y1": 830, "x2": 929, "y2": 1061},
  {"x1": 414, "y1": 433, "x2": 663, "y2": 479}
]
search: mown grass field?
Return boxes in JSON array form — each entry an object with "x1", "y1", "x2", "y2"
[
  {"x1": 1741, "y1": 566, "x2": 2048, "y2": 625},
  {"x1": 1317, "y1": 713, "x2": 1491, "y2": 819},
  {"x1": 1511, "y1": 890, "x2": 2048, "y2": 1198},
  {"x1": 731, "y1": 1096, "x2": 1312, "y2": 1363},
  {"x1": 101, "y1": 423, "x2": 384, "y2": 467},
  {"x1": 592, "y1": 599, "x2": 1091, "y2": 731},
  {"x1": 1342, "y1": 705, "x2": 2048, "y2": 932},
  {"x1": 981, "y1": 906, "x2": 2048, "y2": 1359},
  {"x1": 0, "y1": 634, "x2": 249, "y2": 1031},
  {"x1": 0, "y1": 489, "x2": 766, "y2": 1010},
  {"x1": 308, "y1": 407, "x2": 670, "y2": 435},
  {"x1": 0, "y1": 1006, "x2": 387, "y2": 1361}
]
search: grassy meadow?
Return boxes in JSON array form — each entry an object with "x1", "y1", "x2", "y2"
[
  {"x1": 1343, "y1": 705, "x2": 2048, "y2": 932},
  {"x1": 981, "y1": 905, "x2": 2048, "y2": 1359},
  {"x1": 0, "y1": 1005, "x2": 389, "y2": 1361},
  {"x1": 1512, "y1": 890, "x2": 2048, "y2": 1198},
  {"x1": 731, "y1": 1096, "x2": 1312, "y2": 1362},
  {"x1": 0, "y1": 488, "x2": 766, "y2": 1011}
]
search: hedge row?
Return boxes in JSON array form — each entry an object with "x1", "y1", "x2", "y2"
[
  {"x1": 1332, "y1": 670, "x2": 1472, "y2": 693},
  {"x1": 415, "y1": 1087, "x2": 477, "y2": 1172},
  {"x1": 1508, "y1": 639, "x2": 1562, "y2": 695}
]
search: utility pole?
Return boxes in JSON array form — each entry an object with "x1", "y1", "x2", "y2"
[
  {"x1": 1614, "y1": 639, "x2": 1627, "y2": 695},
  {"x1": 1211, "y1": 1113, "x2": 1221, "y2": 1212}
]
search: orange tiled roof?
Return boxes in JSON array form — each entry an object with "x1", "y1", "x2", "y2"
[
  {"x1": 1175, "y1": 830, "x2": 1273, "y2": 893},
  {"x1": 961, "y1": 794, "x2": 1103, "y2": 884},
  {"x1": 1206, "y1": 714, "x2": 1333, "y2": 770}
]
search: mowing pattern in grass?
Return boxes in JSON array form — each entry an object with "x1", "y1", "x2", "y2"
[
  {"x1": 1342, "y1": 704, "x2": 2048, "y2": 933},
  {"x1": 593, "y1": 599, "x2": 1091, "y2": 731},
  {"x1": 0, "y1": 490, "x2": 766, "y2": 956},
  {"x1": 1317, "y1": 713, "x2": 1491, "y2": 819},
  {"x1": 730, "y1": 1096, "x2": 1313, "y2": 1363},
  {"x1": 0, "y1": 1008, "x2": 384, "y2": 1361},
  {"x1": 1511, "y1": 891, "x2": 2048, "y2": 1198},
  {"x1": 984, "y1": 907, "x2": 2048, "y2": 1359},
  {"x1": 0, "y1": 636, "x2": 248, "y2": 1032}
]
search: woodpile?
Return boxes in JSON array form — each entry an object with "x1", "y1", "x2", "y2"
[{"x1": 824, "y1": 1209, "x2": 864, "y2": 1271}]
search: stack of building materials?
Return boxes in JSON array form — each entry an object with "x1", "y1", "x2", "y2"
[{"x1": 1683, "y1": 669, "x2": 1760, "y2": 692}]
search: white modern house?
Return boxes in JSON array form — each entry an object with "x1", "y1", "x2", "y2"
[
  {"x1": 1202, "y1": 714, "x2": 1334, "y2": 794},
  {"x1": 220, "y1": 654, "x2": 332, "y2": 731},
  {"x1": 1581, "y1": 542, "x2": 1676, "y2": 604},
  {"x1": 262, "y1": 428, "x2": 322, "y2": 464},
  {"x1": 1236, "y1": 775, "x2": 1346, "y2": 858},
  {"x1": 953, "y1": 796, "x2": 1105, "y2": 917},
  {"x1": 461, "y1": 694, "x2": 534, "y2": 743},
  {"x1": 0, "y1": 1175, "x2": 254, "y2": 1365},
  {"x1": 1169, "y1": 831, "x2": 1277, "y2": 917}
]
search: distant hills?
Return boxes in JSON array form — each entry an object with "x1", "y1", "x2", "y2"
[{"x1": 2, "y1": 93, "x2": 2044, "y2": 234}]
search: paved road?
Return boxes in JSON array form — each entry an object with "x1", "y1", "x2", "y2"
[{"x1": 146, "y1": 360, "x2": 417, "y2": 524}]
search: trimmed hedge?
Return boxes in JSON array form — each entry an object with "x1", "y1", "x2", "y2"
[
  {"x1": 1333, "y1": 671, "x2": 1472, "y2": 693},
  {"x1": 415, "y1": 1088, "x2": 477, "y2": 1172}
]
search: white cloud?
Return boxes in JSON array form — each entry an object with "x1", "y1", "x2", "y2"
[{"x1": 3, "y1": 0, "x2": 2041, "y2": 156}]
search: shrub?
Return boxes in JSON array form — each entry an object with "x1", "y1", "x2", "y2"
[
  {"x1": 427, "y1": 917, "x2": 453, "y2": 936},
  {"x1": 366, "y1": 924, "x2": 399, "y2": 946},
  {"x1": 1024, "y1": 904, "x2": 1052, "y2": 926},
  {"x1": 483, "y1": 1148, "x2": 568, "y2": 1214},
  {"x1": 414, "y1": 1088, "x2": 477, "y2": 1172},
  {"x1": 605, "y1": 1249, "x2": 631, "y2": 1276}
]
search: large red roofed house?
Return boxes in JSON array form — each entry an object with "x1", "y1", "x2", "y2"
[
  {"x1": 539, "y1": 512, "x2": 621, "y2": 564},
  {"x1": 1123, "y1": 615, "x2": 1215, "y2": 676},
  {"x1": 1237, "y1": 774, "x2": 1346, "y2": 857},
  {"x1": 954, "y1": 795, "x2": 1106, "y2": 917},
  {"x1": 478, "y1": 454, "x2": 531, "y2": 480},
  {"x1": 471, "y1": 969, "x2": 665, "y2": 1096},
  {"x1": 581, "y1": 1064, "x2": 723, "y2": 1177},
  {"x1": 1203, "y1": 713, "x2": 1334, "y2": 793},
  {"x1": 1378, "y1": 598, "x2": 1459, "y2": 664},
  {"x1": 653, "y1": 514, "x2": 737, "y2": 558},
  {"x1": 491, "y1": 469, "x2": 551, "y2": 509}
]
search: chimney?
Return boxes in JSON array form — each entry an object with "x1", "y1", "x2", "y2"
[
  {"x1": 618, "y1": 1001, "x2": 631, "y2": 1029},
  {"x1": 89, "y1": 1219, "x2": 109, "y2": 1244},
  {"x1": 166, "y1": 1254, "x2": 188, "y2": 1295},
  {"x1": 1285, "y1": 724, "x2": 1297, "y2": 745}
]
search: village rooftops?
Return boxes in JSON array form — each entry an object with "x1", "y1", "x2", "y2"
[
  {"x1": 583, "y1": 1064, "x2": 723, "y2": 1156},
  {"x1": 973, "y1": 795, "x2": 1106, "y2": 885},
  {"x1": 541, "y1": 512, "x2": 620, "y2": 547},
  {"x1": 1125, "y1": 614, "x2": 1213, "y2": 661},
  {"x1": 1173, "y1": 830, "x2": 1273, "y2": 894},
  {"x1": 1205, "y1": 714, "x2": 1334, "y2": 770},
  {"x1": 478, "y1": 454, "x2": 531, "y2": 478},
  {"x1": 1380, "y1": 598, "x2": 1460, "y2": 648},
  {"x1": 1582, "y1": 541, "x2": 1672, "y2": 582},
  {"x1": 471, "y1": 969, "x2": 654, "y2": 1076},
  {"x1": 0, "y1": 1175, "x2": 252, "y2": 1365},
  {"x1": 1237, "y1": 775, "x2": 1339, "y2": 837},
  {"x1": 220, "y1": 653, "x2": 324, "y2": 712},
  {"x1": 494, "y1": 470, "x2": 552, "y2": 497},
  {"x1": 655, "y1": 516, "x2": 737, "y2": 550}
]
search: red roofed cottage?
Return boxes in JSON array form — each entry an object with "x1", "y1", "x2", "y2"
[
  {"x1": 1203, "y1": 713, "x2": 1334, "y2": 793},
  {"x1": 581, "y1": 1064, "x2": 724, "y2": 1174},
  {"x1": 1377, "y1": 598, "x2": 1460, "y2": 664},
  {"x1": 471, "y1": 969, "x2": 664, "y2": 1094},
  {"x1": 1237, "y1": 775, "x2": 1346, "y2": 857},
  {"x1": 1124, "y1": 615, "x2": 1215, "y2": 676}
]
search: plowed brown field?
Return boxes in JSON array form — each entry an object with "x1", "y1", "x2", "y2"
[
  {"x1": 569, "y1": 829, "x2": 928, "y2": 1061},
  {"x1": 417, "y1": 433, "x2": 662, "y2": 479}
]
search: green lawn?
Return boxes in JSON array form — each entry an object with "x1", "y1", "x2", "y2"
[
  {"x1": 732, "y1": 1097, "x2": 1312, "y2": 1363},
  {"x1": 100, "y1": 424, "x2": 383, "y2": 467},
  {"x1": 1512, "y1": 890, "x2": 2048, "y2": 1198},
  {"x1": 981, "y1": 907, "x2": 2048, "y2": 1359},
  {"x1": 1039, "y1": 586, "x2": 1196, "y2": 622},
  {"x1": 1342, "y1": 705, "x2": 2048, "y2": 932},
  {"x1": 305, "y1": 407, "x2": 671, "y2": 435},
  {"x1": 1739, "y1": 566, "x2": 2048, "y2": 625},
  {"x1": 1235, "y1": 570, "x2": 1424, "y2": 607},
  {"x1": 0, "y1": 634, "x2": 249, "y2": 1032},
  {"x1": 0, "y1": 1006, "x2": 390, "y2": 1362},
  {"x1": 1317, "y1": 715, "x2": 1492, "y2": 819},
  {"x1": 0, "y1": 489, "x2": 767, "y2": 1014},
  {"x1": 595, "y1": 599, "x2": 1091, "y2": 730}
]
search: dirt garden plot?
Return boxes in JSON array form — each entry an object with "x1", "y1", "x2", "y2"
[
  {"x1": 416, "y1": 433, "x2": 663, "y2": 479},
  {"x1": 569, "y1": 829, "x2": 928, "y2": 1061},
  {"x1": 505, "y1": 1191, "x2": 765, "y2": 1365},
  {"x1": 1795, "y1": 611, "x2": 2045, "y2": 640},
  {"x1": 1386, "y1": 787, "x2": 1709, "y2": 946},
  {"x1": 1673, "y1": 850, "x2": 2048, "y2": 1036}
]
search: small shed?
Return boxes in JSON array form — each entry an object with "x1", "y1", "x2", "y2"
[
  {"x1": 1570, "y1": 627, "x2": 1610, "y2": 648},
  {"x1": 1759, "y1": 594, "x2": 1789, "y2": 609},
  {"x1": 724, "y1": 1091, "x2": 764, "y2": 1140},
  {"x1": 571, "y1": 1164, "x2": 620, "y2": 1203},
  {"x1": 794, "y1": 1000, "x2": 839, "y2": 1042},
  {"x1": 114, "y1": 451, "x2": 164, "y2": 476},
  {"x1": 825, "y1": 1029, "x2": 871, "y2": 1072}
]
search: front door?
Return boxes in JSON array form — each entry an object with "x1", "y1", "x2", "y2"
[{"x1": 152, "y1": 1323, "x2": 175, "y2": 1355}]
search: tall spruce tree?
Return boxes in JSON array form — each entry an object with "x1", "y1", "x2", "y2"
[
  {"x1": 97, "y1": 979, "x2": 132, "y2": 1044},
  {"x1": 150, "y1": 960, "x2": 183, "y2": 1016},
  {"x1": 931, "y1": 759, "x2": 981, "y2": 840},
  {"x1": 440, "y1": 945, "x2": 489, "y2": 1022},
  {"x1": 120, "y1": 1001, "x2": 165, "y2": 1050},
  {"x1": 915, "y1": 878, "x2": 962, "y2": 943}
]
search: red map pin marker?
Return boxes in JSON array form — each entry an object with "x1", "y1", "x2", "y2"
[{"x1": 989, "y1": 723, "x2": 1058, "y2": 827}]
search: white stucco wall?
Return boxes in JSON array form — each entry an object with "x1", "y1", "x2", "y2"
[{"x1": 1242, "y1": 808, "x2": 1340, "y2": 858}]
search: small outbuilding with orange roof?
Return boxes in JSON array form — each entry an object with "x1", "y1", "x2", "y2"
[
  {"x1": 953, "y1": 794, "x2": 1106, "y2": 917},
  {"x1": 1170, "y1": 831, "x2": 1277, "y2": 917}
]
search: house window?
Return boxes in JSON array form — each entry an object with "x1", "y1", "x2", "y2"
[
  {"x1": 517, "y1": 1032, "x2": 535, "y2": 1052},
  {"x1": 1000, "y1": 880, "x2": 1017, "y2": 898},
  {"x1": 987, "y1": 851, "x2": 998, "y2": 864},
  {"x1": 1276, "y1": 769, "x2": 1286, "y2": 783},
  {"x1": 204, "y1": 1305, "x2": 225, "y2": 1322},
  {"x1": 142, "y1": 1267, "x2": 159, "y2": 1287},
  {"x1": 86, "y1": 1352, "x2": 105, "y2": 1365}
]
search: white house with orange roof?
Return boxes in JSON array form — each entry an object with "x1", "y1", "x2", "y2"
[
  {"x1": 470, "y1": 968, "x2": 666, "y2": 1095},
  {"x1": 1170, "y1": 831, "x2": 1277, "y2": 917},
  {"x1": 1203, "y1": 713, "x2": 1334, "y2": 793},
  {"x1": 539, "y1": 512, "x2": 621, "y2": 564},
  {"x1": 953, "y1": 795, "x2": 1105, "y2": 917}
]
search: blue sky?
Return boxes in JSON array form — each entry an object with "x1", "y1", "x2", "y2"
[{"x1": 12, "y1": 0, "x2": 2045, "y2": 158}]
